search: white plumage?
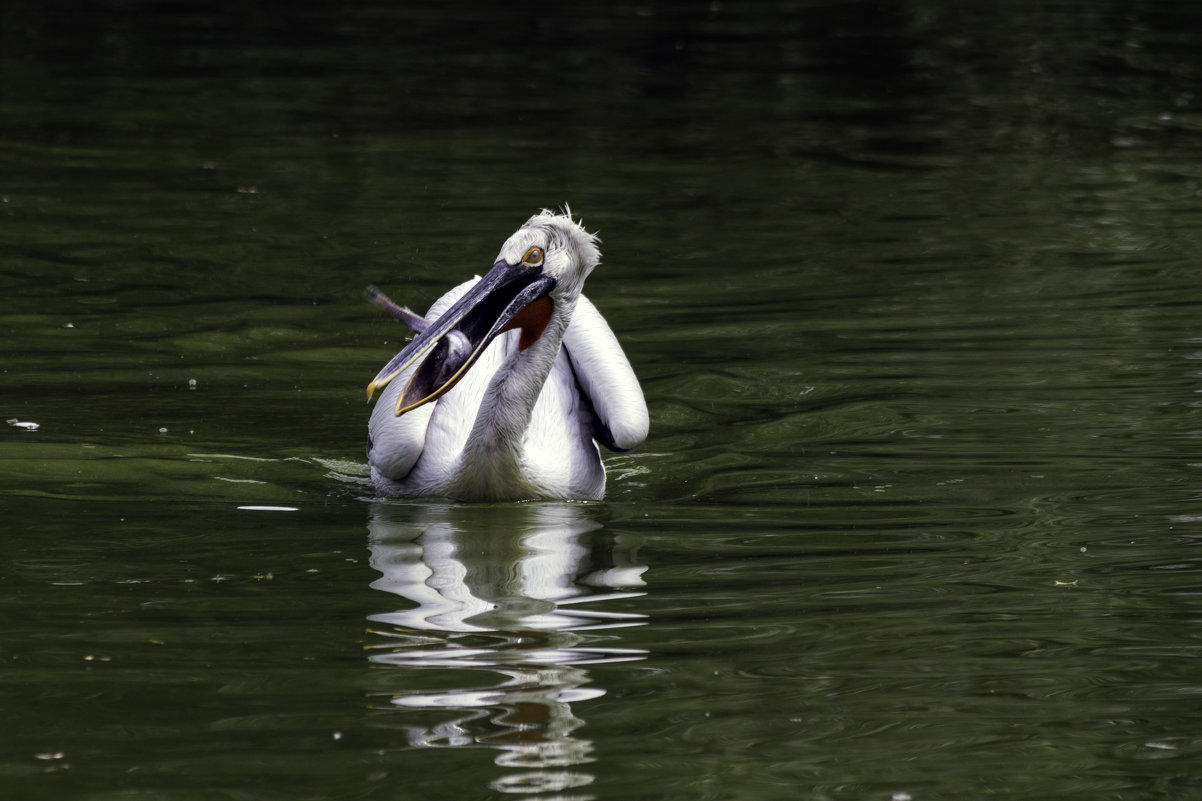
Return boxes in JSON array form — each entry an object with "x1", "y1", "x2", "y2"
[{"x1": 366, "y1": 210, "x2": 648, "y2": 501}]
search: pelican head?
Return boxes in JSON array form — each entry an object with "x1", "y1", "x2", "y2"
[{"x1": 367, "y1": 210, "x2": 600, "y2": 416}]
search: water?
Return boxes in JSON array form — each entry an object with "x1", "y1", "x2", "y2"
[{"x1": 4, "y1": 1, "x2": 1202, "y2": 799}]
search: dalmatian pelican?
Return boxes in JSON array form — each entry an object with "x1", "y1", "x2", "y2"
[{"x1": 365, "y1": 209, "x2": 648, "y2": 501}]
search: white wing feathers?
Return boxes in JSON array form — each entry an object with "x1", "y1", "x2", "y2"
[{"x1": 563, "y1": 295, "x2": 649, "y2": 452}]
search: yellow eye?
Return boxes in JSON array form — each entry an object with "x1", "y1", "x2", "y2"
[{"x1": 521, "y1": 246, "x2": 544, "y2": 267}]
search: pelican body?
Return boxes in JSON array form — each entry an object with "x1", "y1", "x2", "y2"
[{"x1": 366, "y1": 210, "x2": 648, "y2": 501}]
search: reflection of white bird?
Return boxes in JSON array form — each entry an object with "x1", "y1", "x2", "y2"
[
  {"x1": 367, "y1": 502, "x2": 648, "y2": 635},
  {"x1": 365, "y1": 209, "x2": 648, "y2": 501}
]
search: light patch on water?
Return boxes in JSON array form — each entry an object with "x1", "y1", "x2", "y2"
[
  {"x1": 189, "y1": 453, "x2": 280, "y2": 462},
  {"x1": 315, "y1": 456, "x2": 372, "y2": 477}
]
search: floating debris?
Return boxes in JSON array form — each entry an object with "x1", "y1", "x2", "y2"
[{"x1": 6, "y1": 418, "x2": 39, "y2": 431}]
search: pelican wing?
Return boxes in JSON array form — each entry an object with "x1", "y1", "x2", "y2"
[{"x1": 563, "y1": 294, "x2": 649, "y2": 452}]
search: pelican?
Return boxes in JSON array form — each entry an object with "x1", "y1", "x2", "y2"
[{"x1": 365, "y1": 209, "x2": 648, "y2": 501}]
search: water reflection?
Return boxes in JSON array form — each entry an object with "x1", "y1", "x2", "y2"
[{"x1": 365, "y1": 502, "x2": 647, "y2": 795}]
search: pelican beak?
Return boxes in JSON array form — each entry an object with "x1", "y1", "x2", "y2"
[{"x1": 367, "y1": 260, "x2": 556, "y2": 415}]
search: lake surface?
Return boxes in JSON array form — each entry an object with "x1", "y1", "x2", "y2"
[{"x1": 4, "y1": 1, "x2": 1202, "y2": 799}]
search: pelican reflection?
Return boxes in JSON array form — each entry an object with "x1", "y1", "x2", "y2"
[{"x1": 365, "y1": 501, "x2": 647, "y2": 790}]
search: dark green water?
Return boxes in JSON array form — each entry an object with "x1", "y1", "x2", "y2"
[{"x1": 4, "y1": 2, "x2": 1202, "y2": 799}]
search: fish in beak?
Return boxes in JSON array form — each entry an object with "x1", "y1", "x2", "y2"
[{"x1": 366, "y1": 259, "x2": 556, "y2": 416}]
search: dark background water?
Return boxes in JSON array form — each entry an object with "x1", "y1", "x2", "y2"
[{"x1": 4, "y1": 2, "x2": 1202, "y2": 799}]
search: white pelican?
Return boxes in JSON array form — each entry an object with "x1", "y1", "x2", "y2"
[{"x1": 365, "y1": 209, "x2": 648, "y2": 501}]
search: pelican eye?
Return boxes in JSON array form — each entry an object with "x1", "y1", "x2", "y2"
[{"x1": 521, "y1": 246, "x2": 544, "y2": 267}]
